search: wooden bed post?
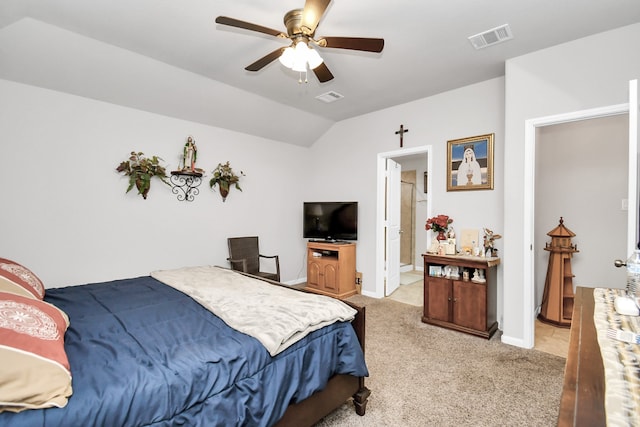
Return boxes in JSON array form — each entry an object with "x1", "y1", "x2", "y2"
[
  {"x1": 345, "y1": 302, "x2": 371, "y2": 415},
  {"x1": 353, "y1": 385, "x2": 371, "y2": 416}
]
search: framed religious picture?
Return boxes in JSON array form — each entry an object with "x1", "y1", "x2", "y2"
[{"x1": 446, "y1": 133, "x2": 494, "y2": 191}]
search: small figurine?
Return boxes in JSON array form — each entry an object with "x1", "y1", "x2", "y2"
[
  {"x1": 472, "y1": 268, "x2": 486, "y2": 283},
  {"x1": 483, "y1": 228, "x2": 502, "y2": 257},
  {"x1": 447, "y1": 226, "x2": 455, "y2": 239},
  {"x1": 472, "y1": 241, "x2": 480, "y2": 256},
  {"x1": 182, "y1": 136, "x2": 197, "y2": 172}
]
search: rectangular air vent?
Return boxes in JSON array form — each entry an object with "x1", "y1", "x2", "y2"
[
  {"x1": 468, "y1": 24, "x2": 513, "y2": 50},
  {"x1": 316, "y1": 91, "x2": 344, "y2": 103}
]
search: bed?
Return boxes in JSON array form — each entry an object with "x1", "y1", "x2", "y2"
[{"x1": 0, "y1": 261, "x2": 369, "y2": 426}]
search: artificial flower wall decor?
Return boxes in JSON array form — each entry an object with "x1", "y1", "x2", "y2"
[
  {"x1": 209, "y1": 161, "x2": 245, "y2": 202},
  {"x1": 116, "y1": 151, "x2": 170, "y2": 200}
]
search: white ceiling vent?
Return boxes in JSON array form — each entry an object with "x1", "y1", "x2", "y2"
[
  {"x1": 468, "y1": 24, "x2": 513, "y2": 50},
  {"x1": 316, "y1": 91, "x2": 344, "y2": 103}
]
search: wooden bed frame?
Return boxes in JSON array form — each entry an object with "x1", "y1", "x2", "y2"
[
  {"x1": 236, "y1": 271, "x2": 371, "y2": 426},
  {"x1": 558, "y1": 286, "x2": 605, "y2": 426}
]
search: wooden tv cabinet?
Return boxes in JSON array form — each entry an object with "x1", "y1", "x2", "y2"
[
  {"x1": 305, "y1": 241, "x2": 357, "y2": 300},
  {"x1": 422, "y1": 254, "x2": 499, "y2": 339}
]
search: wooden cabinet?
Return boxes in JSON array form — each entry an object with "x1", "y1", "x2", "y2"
[
  {"x1": 422, "y1": 254, "x2": 499, "y2": 339},
  {"x1": 305, "y1": 242, "x2": 356, "y2": 299}
]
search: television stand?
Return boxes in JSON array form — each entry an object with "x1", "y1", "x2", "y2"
[{"x1": 305, "y1": 241, "x2": 356, "y2": 299}]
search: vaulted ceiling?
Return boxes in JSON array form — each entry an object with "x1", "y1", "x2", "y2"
[{"x1": 1, "y1": 0, "x2": 639, "y2": 146}]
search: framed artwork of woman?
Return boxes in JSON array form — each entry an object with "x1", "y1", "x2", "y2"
[{"x1": 446, "y1": 133, "x2": 494, "y2": 191}]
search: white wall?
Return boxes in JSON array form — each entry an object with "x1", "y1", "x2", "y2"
[
  {"x1": 0, "y1": 79, "x2": 309, "y2": 287},
  {"x1": 503, "y1": 23, "x2": 640, "y2": 345},
  {"x1": 306, "y1": 77, "x2": 505, "y2": 304}
]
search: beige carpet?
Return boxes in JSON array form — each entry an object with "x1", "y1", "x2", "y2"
[{"x1": 315, "y1": 295, "x2": 566, "y2": 427}]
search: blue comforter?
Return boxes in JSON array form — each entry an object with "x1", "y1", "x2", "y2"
[{"x1": 0, "y1": 276, "x2": 368, "y2": 427}]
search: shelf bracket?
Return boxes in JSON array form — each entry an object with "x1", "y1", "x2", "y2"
[{"x1": 170, "y1": 170, "x2": 203, "y2": 202}]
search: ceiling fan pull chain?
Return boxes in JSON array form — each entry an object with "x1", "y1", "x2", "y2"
[{"x1": 298, "y1": 70, "x2": 309, "y2": 84}]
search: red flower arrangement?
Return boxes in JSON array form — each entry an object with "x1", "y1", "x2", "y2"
[{"x1": 425, "y1": 215, "x2": 453, "y2": 233}]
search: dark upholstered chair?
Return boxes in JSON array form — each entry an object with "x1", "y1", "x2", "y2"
[{"x1": 227, "y1": 236, "x2": 280, "y2": 282}]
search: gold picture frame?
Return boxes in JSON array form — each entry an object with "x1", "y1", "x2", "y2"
[{"x1": 447, "y1": 133, "x2": 494, "y2": 191}]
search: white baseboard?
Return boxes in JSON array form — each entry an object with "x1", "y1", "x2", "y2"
[
  {"x1": 501, "y1": 334, "x2": 532, "y2": 349},
  {"x1": 360, "y1": 289, "x2": 381, "y2": 299},
  {"x1": 284, "y1": 277, "x2": 307, "y2": 286}
]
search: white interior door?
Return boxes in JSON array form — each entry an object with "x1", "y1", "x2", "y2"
[
  {"x1": 385, "y1": 158, "x2": 401, "y2": 296},
  {"x1": 627, "y1": 79, "x2": 639, "y2": 254}
]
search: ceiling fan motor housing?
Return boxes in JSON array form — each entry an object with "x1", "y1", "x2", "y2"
[{"x1": 284, "y1": 9, "x2": 312, "y2": 38}]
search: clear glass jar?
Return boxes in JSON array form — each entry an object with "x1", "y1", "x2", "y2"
[{"x1": 626, "y1": 249, "x2": 640, "y2": 303}]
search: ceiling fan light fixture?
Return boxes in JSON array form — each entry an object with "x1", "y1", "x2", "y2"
[
  {"x1": 294, "y1": 40, "x2": 309, "y2": 54},
  {"x1": 278, "y1": 46, "x2": 296, "y2": 68},
  {"x1": 292, "y1": 57, "x2": 308, "y2": 72},
  {"x1": 291, "y1": 42, "x2": 308, "y2": 71},
  {"x1": 307, "y1": 47, "x2": 324, "y2": 69},
  {"x1": 279, "y1": 40, "x2": 323, "y2": 72}
]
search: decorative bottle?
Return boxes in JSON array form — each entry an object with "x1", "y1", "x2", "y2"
[{"x1": 625, "y1": 249, "x2": 640, "y2": 303}]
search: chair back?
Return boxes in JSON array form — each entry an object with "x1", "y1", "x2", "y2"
[{"x1": 227, "y1": 236, "x2": 260, "y2": 274}]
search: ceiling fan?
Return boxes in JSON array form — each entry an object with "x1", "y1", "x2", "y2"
[{"x1": 215, "y1": 0, "x2": 384, "y2": 83}]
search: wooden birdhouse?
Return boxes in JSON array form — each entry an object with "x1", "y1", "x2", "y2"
[{"x1": 538, "y1": 217, "x2": 578, "y2": 327}]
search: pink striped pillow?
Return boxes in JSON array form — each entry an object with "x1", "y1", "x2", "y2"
[{"x1": 0, "y1": 258, "x2": 46, "y2": 300}]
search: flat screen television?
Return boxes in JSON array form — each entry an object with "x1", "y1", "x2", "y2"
[{"x1": 303, "y1": 202, "x2": 358, "y2": 241}]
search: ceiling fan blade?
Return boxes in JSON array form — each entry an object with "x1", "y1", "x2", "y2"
[
  {"x1": 301, "y1": 0, "x2": 331, "y2": 34},
  {"x1": 312, "y1": 62, "x2": 334, "y2": 83},
  {"x1": 215, "y1": 16, "x2": 285, "y2": 38},
  {"x1": 245, "y1": 48, "x2": 285, "y2": 72},
  {"x1": 320, "y1": 36, "x2": 384, "y2": 52}
]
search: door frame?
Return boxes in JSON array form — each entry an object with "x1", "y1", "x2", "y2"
[
  {"x1": 376, "y1": 145, "x2": 432, "y2": 299},
  {"x1": 521, "y1": 103, "x2": 630, "y2": 348}
]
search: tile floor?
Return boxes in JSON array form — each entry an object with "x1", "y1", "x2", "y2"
[{"x1": 533, "y1": 319, "x2": 570, "y2": 358}]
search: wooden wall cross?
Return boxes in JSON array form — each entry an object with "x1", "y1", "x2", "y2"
[{"x1": 395, "y1": 124, "x2": 409, "y2": 147}]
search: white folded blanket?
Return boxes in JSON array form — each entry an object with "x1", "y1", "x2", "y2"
[{"x1": 150, "y1": 266, "x2": 357, "y2": 356}]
